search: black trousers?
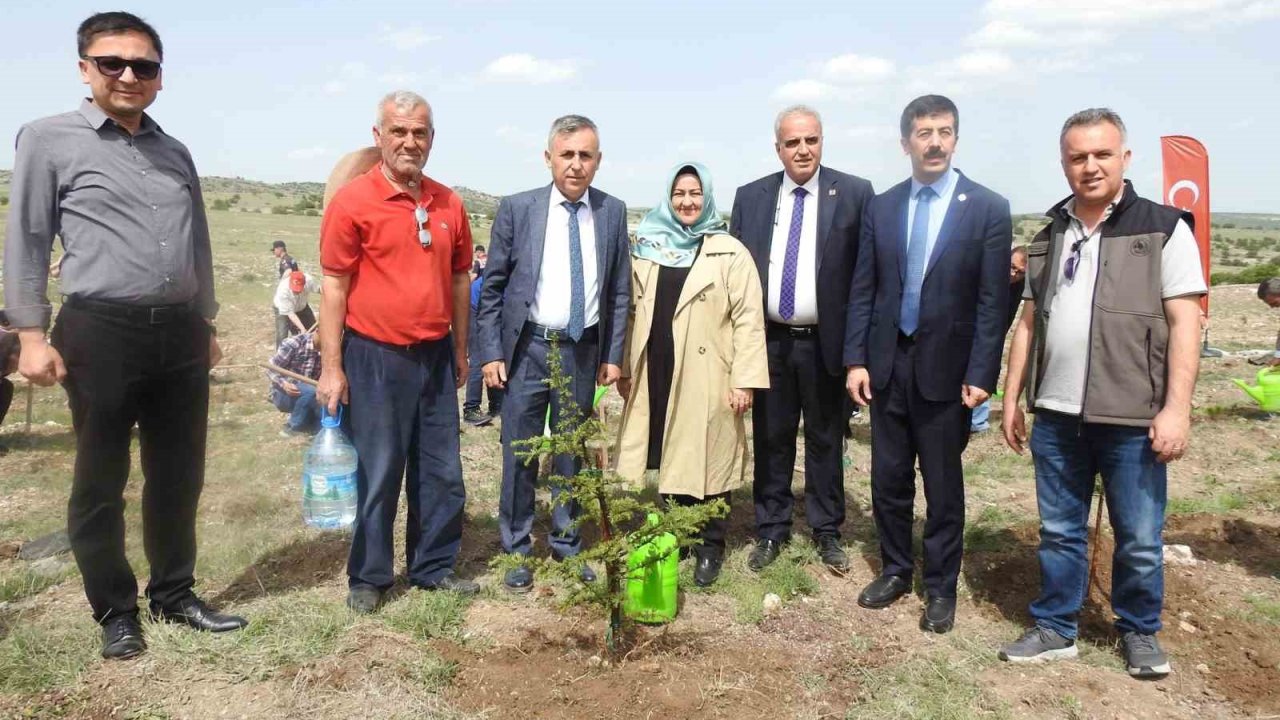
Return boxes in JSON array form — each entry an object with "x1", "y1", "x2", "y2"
[
  {"x1": 751, "y1": 327, "x2": 846, "y2": 542},
  {"x1": 662, "y1": 492, "x2": 730, "y2": 555},
  {"x1": 0, "y1": 377, "x2": 13, "y2": 427},
  {"x1": 869, "y1": 337, "x2": 971, "y2": 598},
  {"x1": 51, "y1": 301, "x2": 211, "y2": 623}
]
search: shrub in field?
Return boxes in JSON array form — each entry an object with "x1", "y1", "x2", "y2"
[{"x1": 491, "y1": 338, "x2": 727, "y2": 653}]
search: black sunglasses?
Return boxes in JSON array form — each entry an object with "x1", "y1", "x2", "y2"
[
  {"x1": 1063, "y1": 237, "x2": 1087, "y2": 283},
  {"x1": 82, "y1": 55, "x2": 162, "y2": 81}
]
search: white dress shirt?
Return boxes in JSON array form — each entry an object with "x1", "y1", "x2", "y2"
[
  {"x1": 530, "y1": 186, "x2": 600, "y2": 330},
  {"x1": 767, "y1": 170, "x2": 821, "y2": 324},
  {"x1": 273, "y1": 272, "x2": 321, "y2": 315}
]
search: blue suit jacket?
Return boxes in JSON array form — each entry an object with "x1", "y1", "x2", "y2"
[
  {"x1": 729, "y1": 166, "x2": 875, "y2": 377},
  {"x1": 475, "y1": 184, "x2": 631, "y2": 370},
  {"x1": 843, "y1": 170, "x2": 1011, "y2": 402}
]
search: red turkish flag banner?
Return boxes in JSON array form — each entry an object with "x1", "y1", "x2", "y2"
[{"x1": 1161, "y1": 136, "x2": 1211, "y2": 315}]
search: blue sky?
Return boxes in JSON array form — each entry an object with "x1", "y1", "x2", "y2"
[{"x1": 3, "y1": 0, "x2": 1278, "y2": 213}]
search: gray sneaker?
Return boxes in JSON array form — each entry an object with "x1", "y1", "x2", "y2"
[
  {"x1": 1121, "y1": 632, "x2": 1171, "y2": 678},
  {"x1": 998, "y1": 626, "x2": 1078, "y2": 663}
]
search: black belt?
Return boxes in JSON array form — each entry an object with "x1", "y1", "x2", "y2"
[
  {"x1": 65, "y1": 296, "x2": 195, "y2": 325},
  {"x1": 768, "y1": 322, "x2": 818, "y2": 338},
  {"x1": 525, "y1": 322, "x2": 598, "y2": 343}
]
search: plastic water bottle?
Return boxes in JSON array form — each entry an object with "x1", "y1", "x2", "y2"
[
  {"x1": 623, "y1": 514, "x2": 678, "y2": 624},
  {"x1": 301, "y1": 408, "x2": 358, "y2": 530}
]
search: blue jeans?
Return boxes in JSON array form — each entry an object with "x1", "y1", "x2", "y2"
[
  {"x1": 271, "y1": 382, "x2": 321, "y2": 432},
  {"x1": 1028, "y1": 411, "x2": 1167, "y2": 638},
  {"x1": 343, "y1": 333, "x2": 465, "y2": 588},
  {"x1": 970, "y1": 398, "x2": 990, "y2": 431}
]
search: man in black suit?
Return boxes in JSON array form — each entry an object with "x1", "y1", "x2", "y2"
[
  {"x1": 730, "y1": 105, "x2": 874, "y2": 573},
  {"x1": 845, "y1": 95, "x2": 1011, "y2": 633}
]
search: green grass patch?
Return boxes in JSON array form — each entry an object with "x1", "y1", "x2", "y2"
[
  {"x1": 146, "y1": 590, "x2": 352, "y2": 681},
  {"x1": 0, "y1": 613, "x2": 99, "y2": 694},
  {"x1": 1244, "y1": 594, "x2": 1280, "y2": 625},
  {"x1": 688, "y1": 541, "x2": 820, "y2": 624},
  {"x1": 1167, "y1": 491, "x2": 1246, "y2": 515},
  {"x1": 847, "y1": 648, "x2": 1010, "y2": 720},
  {"x1": 379, "y1": 590, "x2": 470, "y2": 642},
  {"x1": 0, "y1": 564, "x2": 75, "y2": 603}
]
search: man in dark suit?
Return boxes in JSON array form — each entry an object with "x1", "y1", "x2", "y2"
[
  {"x1": 475, "y1": 114, "x2": 630, "y2": 593},
  {"x1": 845, "y1": 95, "x2": 1011, "y2": 633},
  {"x1": 730, "y1": 105, "x2": 874, "y2": 573}
]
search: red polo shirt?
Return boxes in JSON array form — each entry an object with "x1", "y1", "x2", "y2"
[{"x1": 321, "y1": 165, "x2": 473, "y2": 344}]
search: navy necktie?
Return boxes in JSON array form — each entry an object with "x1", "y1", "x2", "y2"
[
  {"x1": 778, "y1": 187, "x2": 807, "y2": 321},
  {"x1": 899, "y1": 186, "x2": 935, "y2": 336},
  {"x1": 561, "y1": 200, "x2": 586, "y2": 341}
]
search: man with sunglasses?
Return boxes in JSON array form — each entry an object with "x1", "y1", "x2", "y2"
[
  {"x1": 318, "y1": 91, "x2": 478, "y2": 613},
  {"x1": 3, "y1": 12, "x2": 246, "y2": 660},
  {"x1": 998, "y1": 109, "x2": 1205, "y2": 678}
]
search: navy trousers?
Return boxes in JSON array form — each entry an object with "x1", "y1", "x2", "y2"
[
  {"x1": 869, "y1": 337, "x2": 972, "y2": 597},
  {"x1": 343, "y1": 332, "x2": 465, "y2": 588},
  {"x1": 498, "y1": 327, "x2": 597, "y2": 557}
]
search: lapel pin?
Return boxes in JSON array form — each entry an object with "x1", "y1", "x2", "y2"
[
  {"x1": 957, "y1": 193, "x2": 968, "y2": 202},
  {"x1": 828, "y1": 188, "x2": 837, "y2": 196}
]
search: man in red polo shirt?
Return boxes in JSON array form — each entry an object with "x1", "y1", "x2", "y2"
[{"x1": 317, "y1": 90, "x2": 478, "y2": 612}]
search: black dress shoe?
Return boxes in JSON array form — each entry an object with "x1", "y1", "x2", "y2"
[
  {"x1": 693, "y1": 550, "x2": 724, "y2": 587},
  {"x1": 920, "y1": 594, "x2": 956, "y2": 634},
  {"x1": 101, "y1": 614, "x2": 146, "y2": 660},
  {"x1": 553, "y1": 553, "x2": 596, "y2": 583},
  {"x1": 748, "y1": 538, "x2": 784, "y2": 572},
  {"x1": 815, "y1": 535, "x2": 851, "y2": 573},
  {"x1": 420, "y1": 570, "x2": 480, "y2": 595},
  {"x1": 504, "y1": 565, "x2": 533, "y2": 594},
  {"x1": 857, "y1": 574, "x2": 911, "y2": 609},
  {"x1": 346, "y1": 585, "x2": 383, "y2": 613},
  {"x1": 149, "y1": 595, "x2": 247, "y2": 633}
]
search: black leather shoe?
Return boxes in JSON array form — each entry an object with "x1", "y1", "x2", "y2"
[
  {"x1": 693, "y1": 550, "x2": 724, "y2": 587},
  {"x1": 815, "y1": 535, "x2": 851, "y2": 573},
  {"x1": 748, "y1": 538, "x2": 784, "y2": 572},
  {"x1": 149, "y1": 595, "x2": 248, "y2": 633},
  {"x1": 504, "y1": 565, "x2": 533, "y2": 594},
  {"x1": 553, "y1": 553, "x2": 596, "y2": 583},
  {"x1": 346, "y1": 585, "x2": 382, "y2": 613},
  {"x1": 101, "y1": 614, "x2": 146, "y2": 660},
  {"x1": 857, "y1": 574, "x2": 911, "y2": 609},
  {"x1": 920, "y1": 595, "x2": 956, "y2": 634},
  {"x1": 421, "y1": 570, "x2": 480, "y2": 595}
]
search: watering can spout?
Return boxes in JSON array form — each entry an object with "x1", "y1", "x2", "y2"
[
  {"x1": 1235, "y1": 368, "x2": 1280, "y2": 411},
  {"x1": 1234, "y1": 378, "x2": 1266, "y2": 404}
]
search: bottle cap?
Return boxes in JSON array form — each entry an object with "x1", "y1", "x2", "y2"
[{"x1": 320, "y1": 405, "x2": 343, "y2": 428}]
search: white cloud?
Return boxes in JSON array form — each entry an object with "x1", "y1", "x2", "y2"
[
  {"x1": 288, "y1": 147, "x2": 329, "y2": 161},
  {"x1": 845, "y1": 124, "x2": 897, "y2": 140},
  {"x1": 950, "y1": 50, "x2": 1016, "y2": 77},
  {"x1": 495, "y1": 124, "x2": 544, "y2": 149},
  {"x1": 339, "y1": 61, "x2": 368, "y2": 79},
  {"x1": 771, "y1": 79, "x2": 839, "y2": 103},
  {"x1": 378, "y1": 70, "x2": 420, "y2": 86},
  {"x1": 978, "y1": 0, "x2": 1274, "y2": 33},
  {"x1": 965, "y1": 20, "x2": 1043, "y2": 47},
  {"x1": 382, "y1": 26, "x2": 439, "y2": 51},
  {"x1": 322, "y1": 80, "x2": 347, "y2": 95},
  {"x1": 819, "y1": 54, "x2": 894, "y2": 83},
  {"x1": 482, "y1": 54, "x2": 578, "y2": 84}
]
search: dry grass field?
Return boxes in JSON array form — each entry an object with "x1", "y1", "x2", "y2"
[{"x1": 0, "y1": 187, "x2": 1278, "y2": 719}]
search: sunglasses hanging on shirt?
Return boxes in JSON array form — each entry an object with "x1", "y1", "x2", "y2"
[{"x1": 414, "y1": 205, "x2": 432, "y2": 248}]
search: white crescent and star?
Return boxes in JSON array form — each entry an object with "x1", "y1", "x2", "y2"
[{"x1": 1167, "y1": 179, "x2": 1200, "y2": 210}]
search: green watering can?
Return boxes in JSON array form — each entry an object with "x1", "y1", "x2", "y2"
[{"x1": 1233, "y1": 367, "x2": 1280, "y2": 412}]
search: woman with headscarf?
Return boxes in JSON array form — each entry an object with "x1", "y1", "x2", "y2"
[{"x1": 615, "y1": 162, "x2": 768, "y2": 587}]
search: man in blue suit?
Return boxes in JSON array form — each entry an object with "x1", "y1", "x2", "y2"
[
  {"x1": 730, "y1": 105, "x2": 875, "y2": 573},
  {"x1": 475, "y1": 114, "x2": 630, "y2": 593},
  {"x1": 844, "y1": 95, "x2": 1011, "y2": 633}
]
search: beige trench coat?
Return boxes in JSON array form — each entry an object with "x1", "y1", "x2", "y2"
[{"x1": 614, "y1": 233, "x2": 769, "y2": 498}]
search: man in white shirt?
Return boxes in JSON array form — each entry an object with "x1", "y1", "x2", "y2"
[
  {"x1": 273, "y1": 269, "x2": 320, "y2": 346},
  {"x1": 729, "y1": 106, "x2": 875, "y2": 574},
  {"x1": 999, "y1": 108, "x2": 1205, "y2": 679},
  {"x1": 474, "y1": 115, "x2": 630, "y2": 593}
]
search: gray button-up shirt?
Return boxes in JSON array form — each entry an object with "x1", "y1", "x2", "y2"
[{"x1": 3, "y1": 99, "x2": 218, "y2": 329}]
